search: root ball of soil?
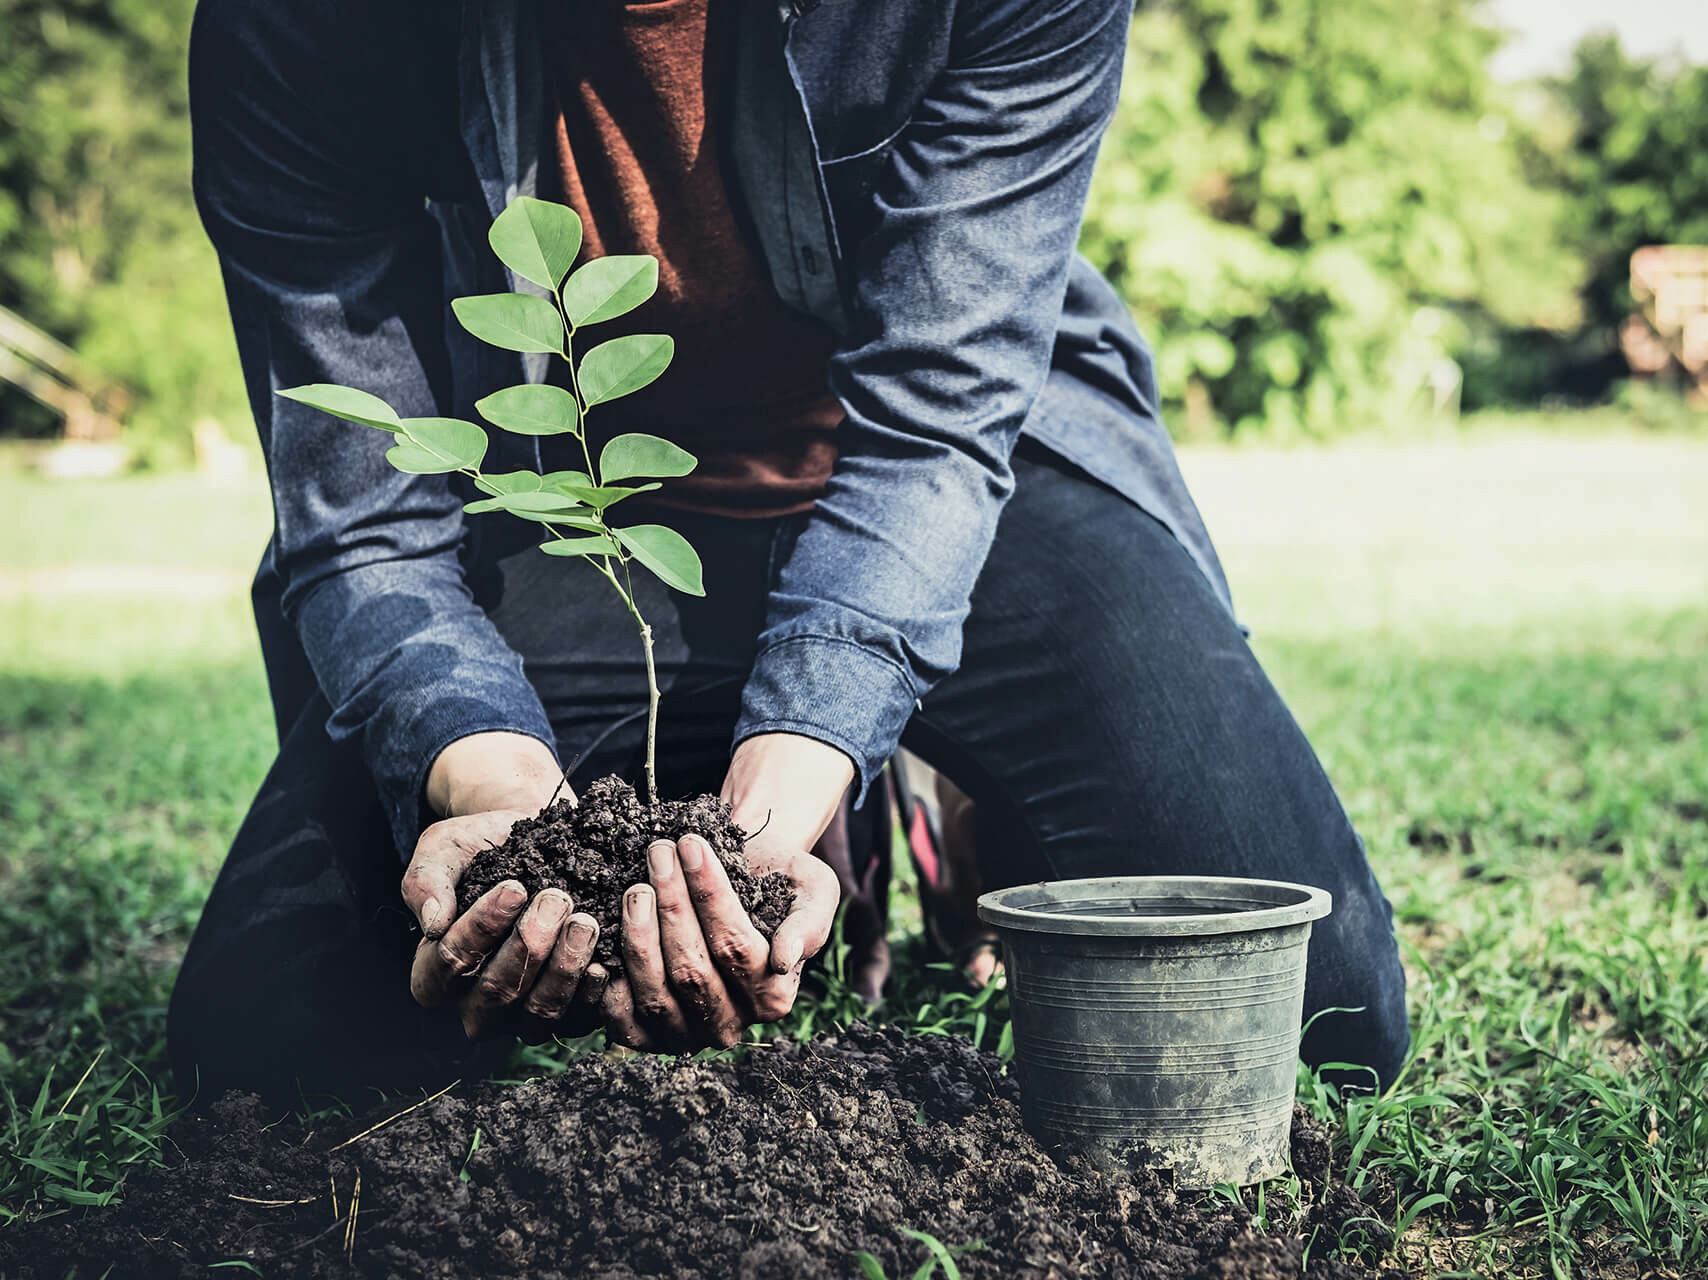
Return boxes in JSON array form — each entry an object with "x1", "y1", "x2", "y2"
[{"x1": 454, "y1": 775, "x2": 794, "y2": 973}]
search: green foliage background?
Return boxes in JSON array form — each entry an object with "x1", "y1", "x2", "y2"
[
  {"x1": 0, "y1": 0, "x2": 1702, "y2": 452},
  {"x1": 1082, "y1": 0, "x2": 1581, "y2": 436},
  {"x1": 1523, "y1": 35, "x2": 1708, "y2": 366},
  {"x1": 0, "y1": 0, "x2": 244, "y2": 459}
]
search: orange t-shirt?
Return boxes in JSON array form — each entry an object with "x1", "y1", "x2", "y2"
[{"x1": 542, "y1": 0, "x2": 843, "y2": 517}]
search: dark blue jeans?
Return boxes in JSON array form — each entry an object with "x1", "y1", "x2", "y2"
[{"x1": 169, "y1": 442, "x2": 1408, "y2": 1101}]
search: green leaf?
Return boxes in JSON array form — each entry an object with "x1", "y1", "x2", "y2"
[
  {"x1": 600, "y1": 432, "x2": 697, "y2": 482},
  {"x1": 471, "y1": 470, "x2": 545, "y2": 497},
  {"x1": 475, "y1": 383, "x2": 581, "y2": 436},
  {"x1": 614, "y1": 524, "x2": 704, "y2": 595},
  {"x1": 550, "y1": 515, "x2": 607, "y2": 535},
  {"x1": 462, "y1": 491, "x2": 584, "y2": 517},
  {"x1": 43, "y1": 1184, "x2": 112, "y2": 1206},
  {"x1": 578, "y1": 334, "x2": 674, "y2": 407},
  {"x1": 540, "y1": 470, "x2": 594, "y2": 489},
  {"x1": 900, "y1": 1230, "x2": 963, "y2": 1280},
  {"x1": 387, "y1": 443, "x2": 459, "y2": 474},
  {"x1": 545, "y1": 512, "x2": 607, "y2": 532},
  {"x1": 554, "y1": 482, "x2": 662, "y2": 510},
  {"x1": 487, "y1": 197, "x2": 583, "y2": 289},
  {"x1": 397, "y1": 417, "x2": 487, "y2": 470},
  {"x1": 854, "y1": 1253, "x2": 889, "y2": 1280},
  {"x1": 561, "y1": 255, "x2": 659, "y2": 327},
  {"x1": 471, "y1": 469, "x2": 598, "y2": 500},
  {"x1": 541, "y1": 535, "x2": 620, "y2": 558},
  {"x1": 452, "y1": 294, "x2": 565, "y2": 354},
  {"x1": 277, "y1": 384, "x2": 401, "y2": 432}
]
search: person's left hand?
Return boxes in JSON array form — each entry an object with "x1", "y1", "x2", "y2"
[
  {"x1": 601, "y1": 731, "x2": 852, "y2": 1050},
  {"x1": 601, "y1": 831, "x2": 840, "y2": 1050}
]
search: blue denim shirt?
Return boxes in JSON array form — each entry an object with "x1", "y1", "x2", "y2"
[{"x1": 190, "y1": 0, "x2": 1230, "y2": 856}]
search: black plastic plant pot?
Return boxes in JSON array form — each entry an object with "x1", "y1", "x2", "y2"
[{"x1": 976, "y1": 875, "x2": 1332, "y2": 1188}]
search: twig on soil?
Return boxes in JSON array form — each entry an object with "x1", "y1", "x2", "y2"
[
  {"x1": 327, "y1": 1079, "x2": 459, "y2": 1152},
  {"x1": 343, "y1": 1171, "x2": 361, "y2": 1260},
  {"x1": 328, "y1": 1175, "x2": 339, "y2": 1225},
  {"x1": 228, "y1": 1194, "x2": 317, "y2": 1208},
  {"x1": 274, "y1": 1203, "x2": 394, "y2": 1260},
  {"x1": 767, "y1": 1071, "x2": 805, "y2": 1105}
]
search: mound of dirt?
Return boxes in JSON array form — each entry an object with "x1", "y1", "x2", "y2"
[
  {"x1": 4, "y1": 1026, "x2": 1404, "y2": 1279},
  {"x1": 455, "y1": 775, "x2": 794, "y2": 973}
]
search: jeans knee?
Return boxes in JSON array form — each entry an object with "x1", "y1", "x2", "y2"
[{"x1": 1300, "y1": 970, "x2": 1411, "y2": 1095}]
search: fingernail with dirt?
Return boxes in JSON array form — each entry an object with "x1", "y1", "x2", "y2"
[
  {"x1": 625, "y1": 886, "x2": 650, "y2": 922},
  {"x1": 581, "y1": 963, "x2": 608, "y2": 1003},
  {"x1": 497, "y1": 881, "x2": 526, "y2": 912},
  {"x1": 567, "y1": 916, "x2": 596, "y2": 948},
  {"x1": 646, "y1": 841, "x2": 673, "y2": 882},
  {"x1": 677, "y1": 834, "x2": 704, "y2": 872}
]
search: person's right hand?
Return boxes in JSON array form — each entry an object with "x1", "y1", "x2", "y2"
[{"x1": 400, "y1": 732, "x2": 607, "y2": 1039}]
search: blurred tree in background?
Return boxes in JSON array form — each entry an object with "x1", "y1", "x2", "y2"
[
  {"x1": 1494, "y1": 37, "x2": 1708, "y2": 407},
  {"x1": 1079, "y1": 0, "x2": 1580, "y2": 437},
  {"x1": 1545, "y1": 37, "x2": 1708, "y2": 337},
  {"x1": 0, "y1": 0, "x2": 1701, "y2": 454},
  {"x1": 0, "y1": 0, "x2": 242, "y2": 457}
]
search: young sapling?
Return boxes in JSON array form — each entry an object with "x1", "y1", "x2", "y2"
[
  {"x1": 279, "y1": 195, "x2": 791, "y2": 971},
  {"x1": 282, "y1": 195, "x2": 699, "y2": 807}
]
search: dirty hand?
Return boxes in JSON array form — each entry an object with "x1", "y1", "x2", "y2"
[
  {"x1": 602, "y1": 832, "x2": 841, "y2": 1050},
  {"x1": 402, "y1": 732, "x2": 608, "y2": 1038},
  {"x1": 602, "y1": 732, "x2": 853, "y2": 1051}
]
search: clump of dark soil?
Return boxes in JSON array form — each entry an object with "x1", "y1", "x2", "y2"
[
  {"x1": 4, "y1": 1026, "x2": 1405, "y2": 1279},
  {"x1": 456, "y1": 775, "x2": 794, "y2": 971}
]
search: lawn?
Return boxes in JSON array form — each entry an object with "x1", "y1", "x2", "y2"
[{"x1": 1, "y1": 426, "x2": 1705, "y2": 1277}]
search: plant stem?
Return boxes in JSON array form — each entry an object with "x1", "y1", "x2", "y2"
[
  {"x1": 555, "y1": 301, "x2": 600, "y2": 484},
  {"x1": 590, "y1": 555, "x2": 660, "y2": 806},
  {"x1": 638, "y1": 618, "x2": 660, "y2": 807},
  {"x1": 620, "y1": 556, "x2": 660, "y2": 807},
  {"x1": 555, "y1": 293, "x2": 663, "y2": 805}
]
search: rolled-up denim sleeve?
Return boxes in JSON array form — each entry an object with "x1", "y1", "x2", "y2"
[
  {"x1": 735, "y1": 0, "x2": 1131, "y2": 795},
  {"x1": 191, "y1": 0, "x2": 554, "y2": 854}
]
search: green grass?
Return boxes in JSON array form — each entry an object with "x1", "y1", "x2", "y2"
[
  {"x1": 0, "y1": 446, "x2": 271, "y2": 572},
  {"x1": 1282, "y1": 616, "x2": 1708, "y2": 1275},
  {"x1": 1, "y1": 460, "x2": 273, "y2": 1223},
  {"x1": 1, "y1": 425, "x2": 1706, "y2": 1276},
  {"x1": 0, "y1": 661, "x2": 272, "y2": 1222},
  {"x1": 854, "y1": 1228, "x2": 984, "y2": 1280}
]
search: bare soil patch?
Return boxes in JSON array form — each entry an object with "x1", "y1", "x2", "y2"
[{"x1": 5, "y1": 1026, "x2": 1401, "y2": 1278}]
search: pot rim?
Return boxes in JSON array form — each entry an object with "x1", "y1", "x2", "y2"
[{"x1": 976, "y1": 875, "x2": 1332, "y2": 937}]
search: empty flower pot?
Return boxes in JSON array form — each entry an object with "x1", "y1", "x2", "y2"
[{"x1": 976, "y1": 875, "x2": 1332, "y2": 1188}]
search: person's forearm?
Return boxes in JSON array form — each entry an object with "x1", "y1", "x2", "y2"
[
  {"x1": 721, "y1": 732, "x2": 855, "y2": 854},
  {"x1": 427, "y1": 731, "x2": 566, "y2": 818}
]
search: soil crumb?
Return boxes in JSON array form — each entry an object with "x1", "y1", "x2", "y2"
[
  {"x1": 455, "y1": 775, "x2": 794, "y2": 972},
  {"x1": 4, "y1": 1026, "x2": 1404, "y2": 1279}
]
